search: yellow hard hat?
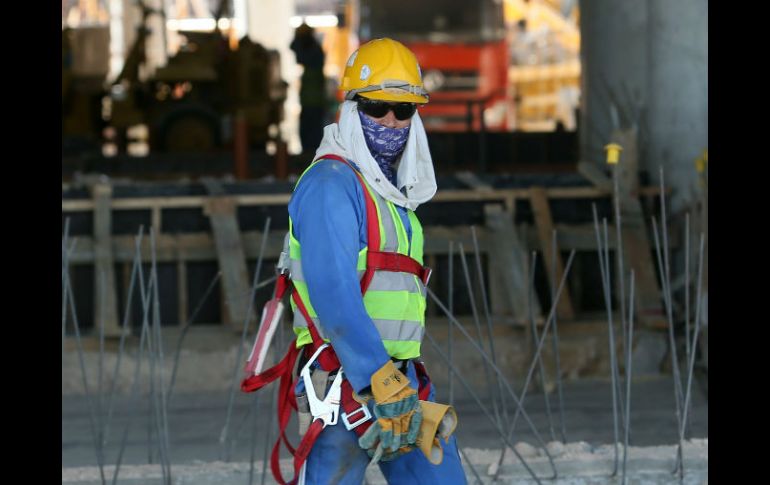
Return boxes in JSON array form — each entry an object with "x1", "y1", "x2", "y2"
[{"x1": 341, "y1": 38, "x2": 429, "y2": 104}]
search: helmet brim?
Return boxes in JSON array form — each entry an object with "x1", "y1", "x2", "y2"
[{"x1": 358, "y1": 91, "x2": 429, "y2": 105}]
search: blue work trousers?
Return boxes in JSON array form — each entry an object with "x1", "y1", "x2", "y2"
[{"x1": 303, "y1": 361, "x2": 468, "y2": 485}]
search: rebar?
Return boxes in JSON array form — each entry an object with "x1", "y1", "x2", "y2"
[
  {"x1": 492, "y1": 250, "x2": 576, "y2": 482},
  {"x1": 650, "y1": 217, "x2": 685, "y2": 478},
  {"x1": 150, "y1": 230, "x2": 172, "y2": 484},
  {"x1": 471, "y1": 226, "x2": 510, "y2": 429},
  {"x1": 528, "y1": 251, "x2": 556, "y2": 443},
  {"x1": 459, "y1": 446, "x2": 485, "y2": 485},
  {"x1": 605, "y1": 217, "x2": 627, "y2": 431},
  {"x1": 424, "y1": 331, "x2": 548, "y2": 485},
  {"x1": 656, "y1": 170, "x2": 686, "y2": 415},
  {"x1": 134, "y1": 247, "x2": 159, "y2": 468},
  {"x1": 675, "y1": 233, "x2": 706, "y2": 483},
  {"x1": 221, "y1": 217, "x2": 272, "y2": 461},
  {"x1": 550, "y1": 230, "x2": 567, "y2": 443},
  {"x1": 612, "y1": 159, "x2": 629, "y2": 415},
  {"x1": 591, "y1": 206, "x2": 620, "y2": 476},
  {"x1": 103, "y1": 229, "x2": 143, "y2": 450},
  {"x1": 622, "y1": 270, "x2": 635, "y2": 485},
  {"x1": 425, "y1": 288, "x2": 559, "y2": 479},
  {"x1": 167, "y1": 270, "x2": 223, "y2": 404},
  {"x1": 683, "y1": 213, "x2": 694, "y2": 440},
  {"x1": 684, "y1": 214, "x2": 691, "y2": 384},
  {"x1": 112, "y1": 270, "x2": 154, "y2": 485},
  {"x1": 64, "y1": 245, "x2": 107, "y2": 485},
  {"x1": 96, "y1": 269, "x2": 107, "y2": 481},
  {"x1": 458, "y1": 242, "x2": 503, "y2": 438}
]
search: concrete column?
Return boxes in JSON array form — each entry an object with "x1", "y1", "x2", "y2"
[
  {"x1": 579, "y1": 0, "x2": 707, "y2": 210},
  {"x1": 579, "y1": 1, "x2": 649, "y2": 165},
  {"x1": 646, "y1": 0, "x2": 708, "y2": 210}
]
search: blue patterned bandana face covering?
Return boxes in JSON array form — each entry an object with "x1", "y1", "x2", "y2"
[{"x1": 358, "y1": 109, "x2": 410, "y2": 186}]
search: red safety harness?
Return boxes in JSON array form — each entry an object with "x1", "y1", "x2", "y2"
[{"x1": 240, "y1": 154, "x2": 432, "y2": 485}]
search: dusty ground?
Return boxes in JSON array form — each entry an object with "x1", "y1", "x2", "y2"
[
  {"x1": 63, "y1": 376, "x2": 707, "y2": 484},
  {"x1": 62, "y1": 440, "x2": 708, "y2": 484}
]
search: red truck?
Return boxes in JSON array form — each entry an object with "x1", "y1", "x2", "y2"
[{"x1": 355, "y1": 0, "x2": 513, "y2": 133}]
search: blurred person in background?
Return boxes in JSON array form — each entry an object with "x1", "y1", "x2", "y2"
[{"x1": 291, "y1": 22, "x2": 327, "y2": 155}]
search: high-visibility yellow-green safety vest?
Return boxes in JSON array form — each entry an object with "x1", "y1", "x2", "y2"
[{"x1": 285, "y1": 157, "x2": 428, "y2": 359}]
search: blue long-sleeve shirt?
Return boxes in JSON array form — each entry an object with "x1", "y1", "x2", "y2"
[{"x1": 288, "y1": 158, "x2": 413, "y2": 393}]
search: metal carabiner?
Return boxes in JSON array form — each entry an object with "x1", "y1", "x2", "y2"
[{"x1": 299, "y1": 343, "x2": 343, "y2": 427}]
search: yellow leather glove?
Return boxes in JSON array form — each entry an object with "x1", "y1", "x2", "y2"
[
  {"x1": 357, "y1": 361, "x2": 423, "y2": 458},
  {"x1": 416, "y1": 400, "x2": 458, "y2": 464}
]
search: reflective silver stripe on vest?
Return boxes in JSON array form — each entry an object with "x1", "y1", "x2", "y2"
[
  {"x1": 292, "y1": 312, "x2": 424, "y2": 342},
  {"x1": 367, "y1": 271, "x2": 424, "y2": 294},
  {"x1": 374, "y1": 192, "x2": 400, "y2": 253}
]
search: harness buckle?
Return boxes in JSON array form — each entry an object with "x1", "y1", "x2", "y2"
[{"x1": 341, "y1": 403, "x2": 372, "y2": 431}]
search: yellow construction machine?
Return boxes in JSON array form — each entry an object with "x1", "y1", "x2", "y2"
[{"x1": 63, "y1": 0, "x2": 288, "y2": 154}]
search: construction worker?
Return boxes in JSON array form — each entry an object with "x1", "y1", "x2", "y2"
[{"x1": 286, "y1": 38, "x2": 467, "y2": 484}]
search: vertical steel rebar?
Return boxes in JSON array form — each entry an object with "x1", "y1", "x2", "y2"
[
  {"x1": 683, "y1": 213, "x2": 694, "y2": 439},
  {"x1": 651, "y1": 217, "x2": 685, "y2": 478},
  {"x1": 445, "y1": 241, "x2": 484, "y2": 484},
  {"x1": 604, "y1": 217, "x2": 626, "y2": 433},
  {"x1": 425, "y1": 288, "x2": 559, "y2": 478},
  {"x1": 656, "y1": 170, "x2": 686, "y2": 416},
  {"x1": 591, "y1": 206, "x2": 619, "y2": 476},
  {"x1": 684, "y1": 214, "x2": 691, "y2": 383},
  {"x1": 458, "y1": 243, "x2": 504, "y2": 437},
  {"x1": 622, "y1": 270, "x2": 635, "y2": 485},
  {"x1": 134, "y1": 247, "x2": 159, "y2": 468},
  {"x1": 64, "y1": 232, "x2": 107, "y2": 485},
  {"x1": 458, "y1": 446, "x2": 485, "y2": 485},
  {"x1": 150, "y1": 230, "x2": 173, "y2": 484},
  {"x1": 96, "y1": 269, "x2": 107, "y2": 480},
  {"x1": 528, "y1": 251, "x2": 556, "y2": 443},
  {"x1": 612, "y1": 162, "x2": 629, "y2": 396},
  {"x1": 167, "y1": 271, "x2": 223, "y2": 405},
  {"x1": 675, "y1": 233, "x2": 706, "y2": 483},
  {"x1": 471, "y1": 226, "x2": 510, "y2": 429},
  {"x1": 144, "y1": 258, "x2": 166, "y2": 478},
  {"x1": 550, "y1": 230, "x2": 567, "y2": 443},
  {"x1": 492, "y1": 250, "x2": 575, "y2": 482},
  {"x1": 423, "y1": 331, "x2": 546, "y2": 485},
  {"x1": 103, "y1": 229, "x2": 143, "y2": 451},
  {"x1": 221, "y1": 217, "x2": 272, "y2": 461},
  {"x1": 112, "y1": 265, "x2": 155, "y2": 485}
]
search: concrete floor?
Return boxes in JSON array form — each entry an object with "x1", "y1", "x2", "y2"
[
  {"x1": 62, "y1": 319, "x2": 707, "y2": 483},
  {"x1": 62, "y1": 375, "x2": 707, "y2": 469}
]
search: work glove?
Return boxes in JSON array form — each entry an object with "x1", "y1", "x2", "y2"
[
  {"x1": 356, "y1": 361, "x2": 423, "y2": 460},
  {"x1": 416, "y1": 400, "x2": 458, "y2": 464}
]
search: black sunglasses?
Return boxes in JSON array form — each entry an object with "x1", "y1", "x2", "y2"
[{"x1": 356, "y1": 97, "x2": 417, "y2": 121}]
